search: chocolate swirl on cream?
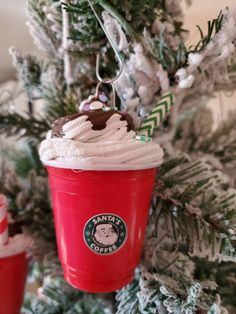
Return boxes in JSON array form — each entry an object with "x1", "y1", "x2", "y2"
[{"x1": 51, "y1": 110, "x2": 134, "y2": 138}]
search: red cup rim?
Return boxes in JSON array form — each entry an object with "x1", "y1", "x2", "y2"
[{"x1": 41, "y1": 159, "x2": 162, "y2": 171}]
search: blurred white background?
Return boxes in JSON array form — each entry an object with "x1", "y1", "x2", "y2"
[
  {"x1": 0, "y1": 0, "x2": 235, "y2": 121},
  {"x1": 0, "y1": 0, "x2": 36, "y2": 83}
]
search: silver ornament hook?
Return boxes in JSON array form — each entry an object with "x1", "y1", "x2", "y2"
[
  {"x1": 95, "y1": 81, "x2": 117, "y2": 109},
  {"x1": 87, "y1": 0, "x2": 124, "y2": 84},
  {"x1": 96, "y1": 54, "x2": 123, "y2": 84}
]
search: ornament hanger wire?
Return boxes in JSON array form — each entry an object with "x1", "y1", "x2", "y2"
[
  {"x1": 87, "y1": 0, "x2": 124, "y2": 84},
  {"x1": 95, "y1": 81, "x2": 117, "y2": 109}
]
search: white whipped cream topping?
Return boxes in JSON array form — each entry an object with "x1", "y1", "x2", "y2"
[
  {"x1": 39, "y1": 113, "x2": 164, "y2": 166},
  {"x1": 0, "y1": 234, "x2": 32, "y2": 258},
  {"x1": 61, "y1": 114, "x2": 136, "y2": 142}
]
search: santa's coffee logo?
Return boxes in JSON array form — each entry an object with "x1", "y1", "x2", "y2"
[{"x1": 84, "y1": 214, "x2": 127, "y2": 255}]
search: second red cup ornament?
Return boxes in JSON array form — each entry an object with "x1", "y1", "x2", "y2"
[{"x1": 0, "y1": 194, "x2": 31, "y2": 314}]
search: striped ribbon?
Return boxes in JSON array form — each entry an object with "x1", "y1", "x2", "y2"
[
  {"x1": 0, "y1": 195, "x2": 8, "y2": 246},
  {"x1": 137, "y1": 93, "x2": 175, "y2": 137}
]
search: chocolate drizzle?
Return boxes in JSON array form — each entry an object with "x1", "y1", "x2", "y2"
[{"x1": 51, "y1": 110, "x2": 135, "y2": 138}]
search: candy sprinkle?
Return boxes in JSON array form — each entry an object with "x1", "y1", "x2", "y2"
[
  {"x1": 99, "y1": 93, "x2": 108, "y2": 103},
  {"x1": 135, "y1": 135, "x2": 152, "y2": 142},
  {"x1": 90, "y1": 101, "x2": 103, "y2": 110},
  {"x1": 103, "y1": 106, "x2": 118, "y2": 112}
]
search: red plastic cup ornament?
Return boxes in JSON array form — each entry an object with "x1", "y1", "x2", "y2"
[{"x1": 46, "y1": 166, "x2": 157, "y2": 293}]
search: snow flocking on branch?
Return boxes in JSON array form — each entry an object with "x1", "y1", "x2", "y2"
[
  {"x1": 60, "y1": 0, "x2": 74, "y2": 86},
  {"x1": 102, "y1": 11, "x2": 129, "y2": 52},
  {"x1": 176, "y1": 7, "x2": 236, "y2": 89},
  {"x1": 26, "y1": 0, "x2": 61, "y2": 58}
]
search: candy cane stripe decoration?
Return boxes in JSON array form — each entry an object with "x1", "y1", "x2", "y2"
[
  {"x1": 0, "y1": 194, "x2": 8, "y2": 246},
  {"x1": 137, "y1": 93, "x2": 175, "y2": 138}
]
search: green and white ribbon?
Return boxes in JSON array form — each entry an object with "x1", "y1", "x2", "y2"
[{"x1": 137, "y1": 93, "x2": 175, "y2": 137}]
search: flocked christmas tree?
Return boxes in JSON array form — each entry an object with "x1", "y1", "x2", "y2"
[{"x1": 1, "y1": 0, "x2": 236, "y2": 313}]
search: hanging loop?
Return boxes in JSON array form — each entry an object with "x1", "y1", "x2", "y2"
[
  {"x1": 95, "y1": 81, "x2": 117, "y2": 109},
  {"x1": 96, "y1": 54, "x2": 123, "y2": 84},
  {"x1": 87, "y1": 0, "x2": 124, "y2": 84}
]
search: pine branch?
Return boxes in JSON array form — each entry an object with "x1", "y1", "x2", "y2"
[
  {"x1": 42, "y1": 83, "x2": 78, "y2": 121},
  {"x1": 195, "y1": 260, "x2": 236, "y2": 311},
  {"x1": 97, "y1": 0, "x2": 160, "y2": 33},
  {"x1": 3, "y1": 144, "x2": 43, "y2": 178},
  {"x1": 0, "y1": 112, "x2": 49, "y2": 142},
  {"x1": 192, "y1": 11, "x2": 224, "y2": 53},
  {"x1": 154, "y1": 156, "x2": 236, "y2": 262},
  {"x1": 0, "y1": 165, "x2": 54, "y2": 246},
  {"x1": 116, "y1": 272, "x2": 140, "y2": 314},
  {"x1": 174, "y1": 106, "x2": 236, "y2": 174},
  {"x1": 143, "y1": 28, "x2": 188, "y2": 75},
  {"x1": 143, "y1": 11, "x2": 223, "y2": 76},
  {"x1": 9, "y1": 48, "x2": 42, "y2": 100},
  {"x1": 64, "y1": 0, "x2": 187, "y2": 76},
  {"x1": 23, "y1": 276, "x2": 114, "y2": 314},
  {"x1": 116, "y1": 268, "x2": 220, "y2": 313},
  {"x1": 64, "y1": 0, "x2": 162, "y2": 45},
  {"x1": 9, "y1": 47, "x2": 79, "y2": 122},
  {"x1": 203, "y1": 111, "x2": 236, "y2": 169},
  {"x1": 27, "y1": 0, "x2": 62, "y2": 58},
  {"x1": 63, "y1": 0, "x2": 104, "y2": 48},
  {"x1": 94, "y1": 0, "x2": 138, "y2": 40}
]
